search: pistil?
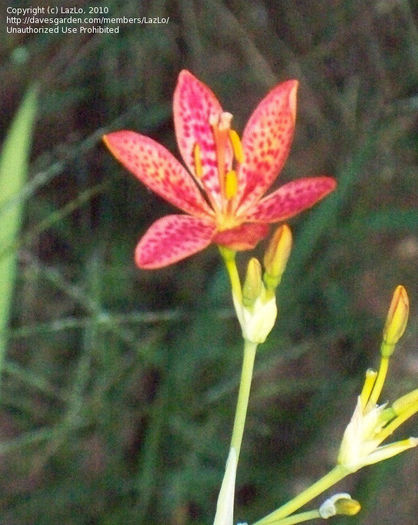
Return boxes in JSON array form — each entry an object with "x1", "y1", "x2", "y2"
[
  {"x1": 210, "y1": 112, "x2": 233, "y2": 206},
  {"x1": 210, "y1": 112, "x2": 245, "y2": 214}
]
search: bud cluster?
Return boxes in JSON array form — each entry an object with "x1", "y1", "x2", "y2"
[
  {"x1": 232, "y1": 225, "x2": 292, "y2": 344},
  {"x1": 337, "y1": 286, "x2": 417, "y2": 473}
]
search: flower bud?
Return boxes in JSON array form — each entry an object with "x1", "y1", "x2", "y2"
[
  {"x1": 263, "y1": 225, "x2": 292, "y2": 292},
  {"x1": 242, "y1": 258, "x2": 263, "y2": 308},
  {"x1": 233, "y1": 293, "x2": 277, "y2": 344},
  {"x1": 334, "y1": 497, "x2": 361, "y2": 517},
  {"x1": 232, "y1": 260, "x2": 278, "y2": 344},
  {"x1": 319, "y1": 493, "x2": 361, "y2": 518},
  {"x1": 392, "y1": 389, "x2": 418, "y2": 416},
  {"x1": 382, "y1": 285, "x2": 409, "y2": 356}
]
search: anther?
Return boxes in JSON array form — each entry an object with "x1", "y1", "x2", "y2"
[
  {"x1": 225, "y1": 170, "x2": 238, "y2": 199},
  {"x1": 228, "y1": 129, "x2": 244, "y2": 164},
  {"x1": 193, "y1": 143, "x2": 203, "y2": 178}
]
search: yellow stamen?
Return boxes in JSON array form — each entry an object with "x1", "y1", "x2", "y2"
[
  {"x1": 211, "y1": 112, "x2": 234, "y2": 206},
  {"x1": 193, "y1": 142, "x2": 203, "y2": 178},
  {"x1": 229, "y1": 129, "x2": 244, "y2": 164},
  {"x1": 225, "y1": 170, "x2": 238, "y2": 199}
]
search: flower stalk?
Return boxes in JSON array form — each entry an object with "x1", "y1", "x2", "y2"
[
  {"x1": 230, "y1": 339, "x2": 258, "y2": 460},
  {"x1": 253, "y1": 466, "x2": 349, "y2": 524},
  {"x1": 215, "y1": 231, "x2": 294, "y2": 524},
  {"x1": 257, "y1": 510, "x2": 321, "y2": 524},
  {"x1": 213, "y1": 337, "x2": 258, "y2": 525}
]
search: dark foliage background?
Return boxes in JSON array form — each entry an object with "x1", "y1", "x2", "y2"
[{"x1": 0, "y1": 0, "x2": 417, "y2": 523}]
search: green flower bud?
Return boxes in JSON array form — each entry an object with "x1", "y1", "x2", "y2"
[
  {"x1": 263, "y1": 224, "x2": 292, "y2": 292},
  {"x1": 242, "y1": 258, "x2": 262, "y2": 308},
  {"x1": 382, "y1": 285, "x2": 409, "y2": 356},
  {"x1": 319, "y1": 493, "x2": 361, "y2": 518}
]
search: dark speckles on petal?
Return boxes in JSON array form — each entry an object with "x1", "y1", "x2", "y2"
[
  {"x1": 135, "y1": 214, "x2": 216, "y2": 269},
  {"x1": 235, "y1": 80, "x2": 298, "y2": 212},
  {"x1": 173, "y1": 70, "x2": 232, "y2": 208},
  {"x1": 103, "y1": 131, "x2": 212, "y2": 217},
  {"x1": 245, "y1": 176, "x2": 337, "y2": 222}
]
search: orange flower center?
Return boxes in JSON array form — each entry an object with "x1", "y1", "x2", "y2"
[{"x1": 193, "y1": 112, "x2": 244, "y2": 230}]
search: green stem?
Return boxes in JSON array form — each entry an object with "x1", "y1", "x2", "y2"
[
  {"x1": 231, "y1": 339, "x2": 258, "y2": 459},
  {"x1": 219, "y1": 246, "x2": 242, "y2": 302},
  {"x1": 368, "y1": 355, "x2": 389, "y2": 407},
  {"x1": 262, "y1": 510, "x2": 321, "y2": 525},
  {"x1": 253, "y1": 465, "x2": 348, "y2": 524},
  {"x1": 213, "y1": 336, "x2": 258, "y2": 524},
  {"x1": 214, "y1": 248, "x2": 260, "y2": 524}
]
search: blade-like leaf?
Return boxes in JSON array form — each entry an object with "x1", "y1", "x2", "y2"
[{"x1": 0, "y1": 84, "x2": 38, "y2": 378}]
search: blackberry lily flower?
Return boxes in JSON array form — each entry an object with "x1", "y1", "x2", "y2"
[{"x1": 103, "y1": 70, "x2": 336, "y2": 269}]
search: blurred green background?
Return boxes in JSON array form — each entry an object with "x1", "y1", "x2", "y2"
[{"x1": 0, "y1": 0, "x2": 417, "y2": 523}]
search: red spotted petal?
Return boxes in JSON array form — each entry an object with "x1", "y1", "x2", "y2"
[
  {"x1": 213, "y1": 222, "x2": 269, "y2": 251},
  {"x1": 236, "y1": 80, "x2": 298, "y2": 214},
  {"x1": 103, "y1": 131, "x2": 212, "y2": 217},
  {"x1": 244, "y1": 177, "x2": 336, "y2": 222},
  {"x1": 173, "y1": 70, "x2": 232, "y2": 209},
  {"x1": 135, "y1": 214, "x2": 216, "y2": 269}
]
